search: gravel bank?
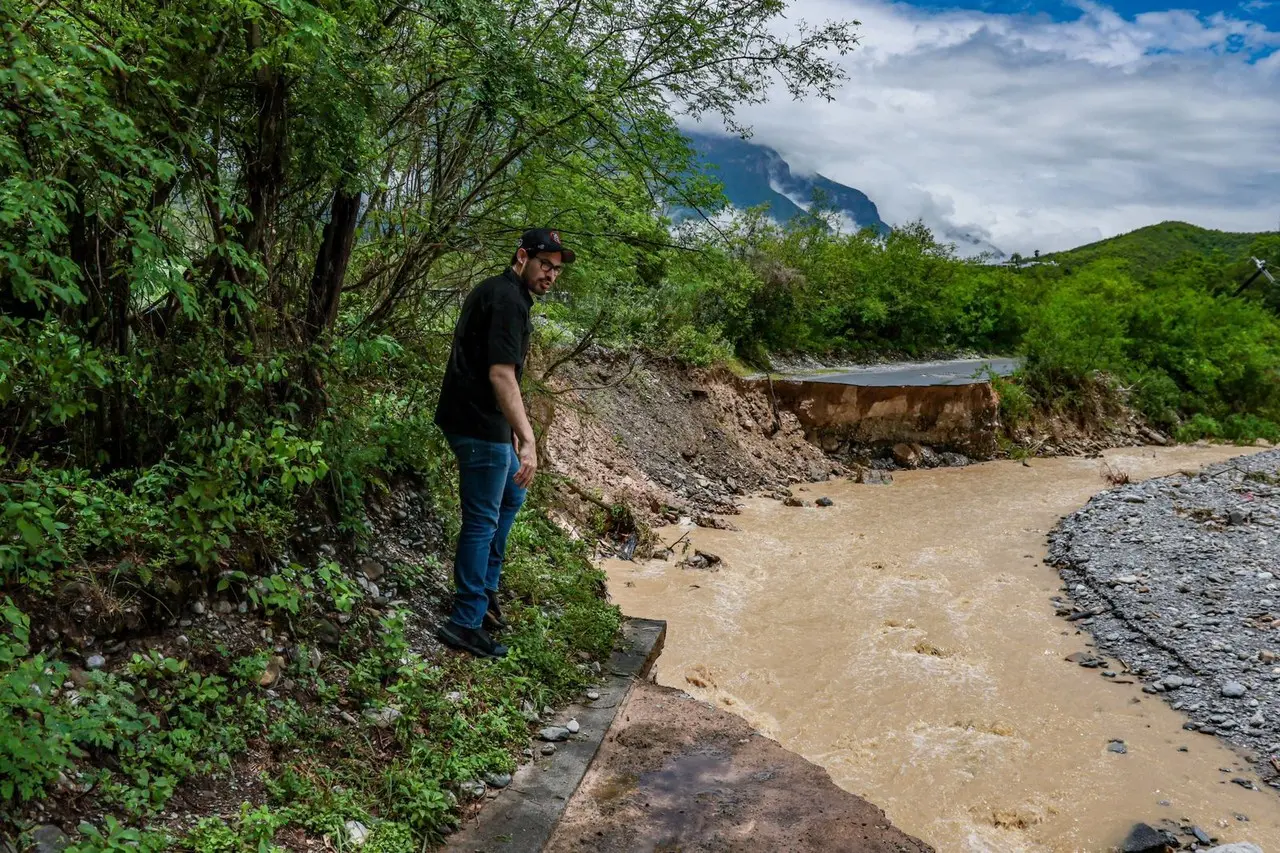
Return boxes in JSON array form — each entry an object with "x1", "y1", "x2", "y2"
[{"x1": 1049, "y1": 448, "x2": 1280, "y2": 788}]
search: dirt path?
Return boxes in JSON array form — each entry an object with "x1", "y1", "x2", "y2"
[
  {"x1": 545, "y1": 680, "x2": 934, "y2": 853},
  {"x1": 602, "y1": 446, "x2": 1278, "y2": 852}
]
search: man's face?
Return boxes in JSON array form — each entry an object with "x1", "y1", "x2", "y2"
[{"x1": 517, "y1": 249, "x2": 564, "y2": 296}]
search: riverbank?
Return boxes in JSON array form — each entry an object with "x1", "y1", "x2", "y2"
[
  {"x1": 1050, "y1": 449, "x2": 1280, "y2": 791},
  {"x1": 600, "y1": 446, "x2": 1277, "y2": 852}
]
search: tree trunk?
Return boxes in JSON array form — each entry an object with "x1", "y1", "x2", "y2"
[{"x1": 303, "y1": 188, "x2": 360, "y2": 342}]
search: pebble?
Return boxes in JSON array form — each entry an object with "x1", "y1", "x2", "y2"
[
  {"x1": 586, "y1": 690, "x2": 601, "y2": 701},
  {"x1": 540, "y1": 743, "x2": 557, "y2": 756},
  {"x1": 344, "y1": 821, "x2": 369, "y2": 846},
  {"x1": 363, "y1": 706, "x2": 402, "y2": 728},
  {"x1": 1223, "y1": 682, "x2": 1248, "y2": 698},
  {"x1": 85, "y1": 654, "x2": 106, "y2": 671},
  {"x1": 29, "y1": 826, "x2": 69, "y2": 853},
  {"x1": 460, "y1": 779, "x2": 487, "y2": 798},
  {"x1": 816, "y1": 497, "x2": 834, "y2": 507},
  {"x1": 538, "y1": 726, "x2": 571, "y2": 742},
  {"x1": 1107, "y1": 740, "x2": 1128, "y2": 754},
  {"x1": 483, "y1": 772, "x2": 512, "y2": 788},
  {"x1": 566, "y1": 718, "x2": 580, "y2": 734}
]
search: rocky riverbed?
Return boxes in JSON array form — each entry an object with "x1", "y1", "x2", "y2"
[{"x1": 1049, "y1": 448, "x2": 1280, "y2": 789}]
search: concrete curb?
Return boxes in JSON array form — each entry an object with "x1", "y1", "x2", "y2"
[{"x1": 441, "y1": 617, "x2": 666, "y2": 853}]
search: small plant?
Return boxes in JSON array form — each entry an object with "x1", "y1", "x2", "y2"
[{"x1": 1100, "y1": 460, "x2": 1132, "y2": 486}]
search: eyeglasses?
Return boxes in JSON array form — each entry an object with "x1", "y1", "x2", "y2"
[{"x1": 532, "y1": 256, "x2": 565, "y2": 276}]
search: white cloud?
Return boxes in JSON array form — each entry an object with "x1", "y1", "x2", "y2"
[{"x1": 685, "y1": 0, "x2": 1280, "y2": 254}]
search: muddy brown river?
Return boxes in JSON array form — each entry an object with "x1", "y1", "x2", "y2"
[{"x1": 604, "y1": 447, "x2": 1279, "y2": 853}]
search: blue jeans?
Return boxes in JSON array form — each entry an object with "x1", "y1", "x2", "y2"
[{"x1": 445, "y1": 434, "x2": 527, "y2": 629}]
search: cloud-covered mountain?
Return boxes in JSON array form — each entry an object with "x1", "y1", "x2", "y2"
[
  {"x1": 686, "y1": 132, "x2": 1006, "y2": 258},
  {"x1": 685, "y1": 132, "x2": 888, "y2": 234}
]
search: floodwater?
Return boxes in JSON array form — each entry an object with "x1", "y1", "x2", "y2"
[{"x1": 604, "y1": 447, "x2": 1280, "y2": 853}]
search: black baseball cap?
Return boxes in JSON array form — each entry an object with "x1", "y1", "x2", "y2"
[{"x1": 519, "y1": 228, "x2": 575, "y2": 264}]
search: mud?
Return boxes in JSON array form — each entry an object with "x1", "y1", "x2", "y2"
[
  {"x1": 545, "y1": 680, "x2": 934, "y2": 853},
  {"x1": 603, "y1": 447, "x2": 1279, "y2": 853}
]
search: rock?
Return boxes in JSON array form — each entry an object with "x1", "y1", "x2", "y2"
[
  {"x1": 1223, "y1": 681, "x2": 1249, "y2": 698},
  {"x1": 680, "y1": 550, "x2": 722, "y2": 571},
  {"x1": 258, "y1": 656, "x2": 286, "y2": 688},
  {"x1": 446, "y1": 691, "x2": 463, "y2": 703},
  {"x1": 360, "y1": 558, "x2": 385, "y2": 581},
  {"x1": 1229, "y1": 510, "x2": 1248, "y2": 526},
  {"x1": 855, "y1": 468, "x2": 894, "y2": 486},
  {"x1": 28, "y1": 826, "x2": 69, "y2": 853},
  {"x1": 308, "y1": 647, "x2": 324, "y2": 670},
  {"x1": 1121, "y1": 822, "x2": 1168, "y2": 853},
  {"x1": 314, "y1": 619, "x2": 342, "y2": 648},
  {"x1": 460, "y1": 779, "x2": 486, "y2": 798},
  {"x1": 1250, "y1": 712, "x2": 1266, "y2": 727},
  {"x1": 566, "y1": 718, "x2": 580, "y2": 734},
  {"x1": 483, "y1": 772, "x2": 512, "y2": 788},
  {"x1": 892, "y1": 443, "x2": 925, "y2": 468},
  {"x1": 1192, "y1": 826, "x2": 1214, "y2": 845},
  {"x1": 1260, "y1": 650, "x2": 1278, "y2": 664},
  {"x1": 807, "y1": 463, "x2": 829, "y2": 482},
  {"x1": 344, "y1": 820, "x2": 369, "y2": 846},
  {"x1": 538, "y1": 726, "x2": 571, "y2": 742},
  {"x1": 1112, "y1": 575, "x2": 1140, "y2": 585},
  {"x1": 816, "y1": 497, "x2": 834, "y2": 507},
  {"x1": 1163, "y1": 675, "x2": 1186, "y2": 689},
  {"x1": 363, "y1": 706, "x2": 402, "y2": 728},
  {"x1": 1204, "y1": 844, "x2": 1263, "y2": 853},
  {"x1": 191, "y1": 600, "x2": 206, "y2": 615},
  {"x1": 540, "y1": 743, "x2": 557, "y2": 756},
  {"x1": 1107, "y1": 740, "x2": 1128, "y2": 754},
  {"x1": 782, "y1": 496, "x2": 809, "y2": 508},
  {"x1": 84, "y1": 654, "x2": 106, "y2": 671},
  {"x1": 586, "y1": 690, "x2": 600, "y2": 701}
]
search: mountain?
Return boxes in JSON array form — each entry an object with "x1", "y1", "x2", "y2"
[
  {"x1": 1044, "y1": 221, "x2": 1268, "y2": 271},
  {"x1": 685, "y1": 132, "x2": 889, "y2": 235}
]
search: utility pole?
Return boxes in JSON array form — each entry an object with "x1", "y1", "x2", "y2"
[{"x1": 1235, "y1": 257, "x2": 1276, "y2": 296}]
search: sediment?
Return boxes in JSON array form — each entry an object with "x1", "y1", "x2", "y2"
[{"x1": 1049, "y1": 448, "x2": 1280, "y2": 788}]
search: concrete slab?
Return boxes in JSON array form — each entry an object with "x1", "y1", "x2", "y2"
[{"x1": 441, "y1": 618, "x2": 666, "y2": 853}]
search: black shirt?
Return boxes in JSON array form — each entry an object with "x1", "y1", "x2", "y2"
[{"x1": 434, "y1": 268, "x2": 533, "y2": 443}]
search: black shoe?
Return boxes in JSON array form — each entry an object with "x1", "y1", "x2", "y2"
[
  {"x1": 483, "y1": 589, "x2": 508, "y2": 632},
  {"x1": 437, "y1": 621, "x2": 508, "y2": 659}
]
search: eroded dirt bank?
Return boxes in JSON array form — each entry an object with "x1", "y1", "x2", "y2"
[
  {"x1": 545, "y1": 680, "x2": 934, "y2": 853},
  {"x1": 601, "y1": 448, "x2": 1279, "y2": 853}
]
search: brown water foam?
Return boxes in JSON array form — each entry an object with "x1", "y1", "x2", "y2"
[{"x1": 604, "y1": 447, "x2": 1278, "y2": 852}]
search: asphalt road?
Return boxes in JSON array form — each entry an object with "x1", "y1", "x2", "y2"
[{"x1": 792, "y1": 356, "x2": 1019, "y2": 387}]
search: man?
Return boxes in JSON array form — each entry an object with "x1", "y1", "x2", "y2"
[{"x1": 433, "y1": 228, "x2": 574, "y2": 658}]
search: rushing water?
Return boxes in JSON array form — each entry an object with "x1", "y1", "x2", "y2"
[{"x1": 604, "y1": 447, "x2": 1279, "y2": 853}]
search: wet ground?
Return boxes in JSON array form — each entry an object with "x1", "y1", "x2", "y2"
[
  {"x1": 545, "y1": 680, "x2": 934, "y2": 853},
  {"x1": 603, "y1": 446, "x2": 1277, "y2": 852}
]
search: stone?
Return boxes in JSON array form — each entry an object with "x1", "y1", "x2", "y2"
[
  {"x1": 782, "y1": 496, "x2": 809, "y2": 508},
  {"x1": 360, "y1": 558, "x2": 385, "y2": 581},
  {"x1": 460, "y1": 779, "x2": 486, "y2": 798},
  {"x1": 84, "y1": 654, "x2": 106, "y2": 671},
  {"x1": 1107, "y1": 740, "x2": 1128, "y2": 754},
  {"x1": 483, "y1": 772, "x2": 512, "y2": 788},
  {"x1": 1229, "y1": 510, "x2": 1248, "y2": 526},
  {"x1": 363, "y1": 706, "x2": 402, "y2": 728},
  {"x1": 856, "y1": 468, "x2": 894, "y2": 486},
  {"x1": 258, "y1": 656, "x2": 286, "y2": 688},
  {"x1": 892, "y1": 442, "x2": 925, "y2": 468},
  {"x1": 1223, "y1": 681, "x2": 1249, "y2": 698},
  {"x1": 1121, "y1": 822, "x2": 1168, "y2": 853},
  {"x1": 446, "y1": 691, "x2": 463, "y2": 703},
  {"x1": 28, "y1": 826, "x2": 69, "y2": 853},
  {"x1": 816, "y1": 497, "x2": 834, "y2": 507},
  {"x1": 1163, "y1": 675, "x2": 1186, "y2": 689},
  {"x1": 586, "y1": 690, "x2": 601, "y2": 701},
  {"x1": 1192, "y1": 826, "x2": 1214, "y2": 845},
  {"x1": 191, "y1": 600, "x2": 206, "y2": 615},
  {"x1": 538, "y1": 726, "x2": 571, "y2": 742},
  {"x1": 566, "y1": 718, "x2": 580, "y2": 734},
  {"x1": 1204, "y1": 844, "x2": 1263, "y2": 853},
  {"x1": 540, "y1": 743, "x2": 557, "y2": 756},
  {"x1": 344, "y1": 820, "x2": 369, "y2": 846},
  {"x1": 314, "y1": 619, "x2": 342, "y2": 648}
]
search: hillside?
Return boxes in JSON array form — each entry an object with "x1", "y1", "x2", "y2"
[
  {"x1": 685, "y1": 132, "x2": 889, "y2": 234},
  {"x1": 1045, "y1": 221, "x2": 1266, "y2": 270}
]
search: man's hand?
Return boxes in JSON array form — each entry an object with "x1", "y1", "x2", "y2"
[
  {"x1": 513, "y1": 434, "x2": 538, "y2": 488},
  {"x1": 490, "y1": 362, "x2": 539, "y2": 488}
]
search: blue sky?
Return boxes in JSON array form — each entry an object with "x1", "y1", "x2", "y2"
[{"x1": 692, "y1": 0, "x2": 1280, "y2": 253}]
